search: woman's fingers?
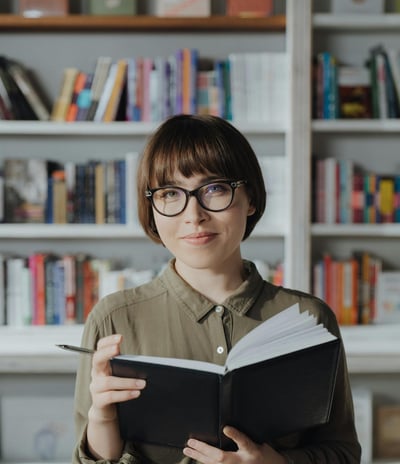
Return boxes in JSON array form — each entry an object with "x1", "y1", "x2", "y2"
[{"x1": 92, "y1": 334, "x2": 123, "y2": 375}]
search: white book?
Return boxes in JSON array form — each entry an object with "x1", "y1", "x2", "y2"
[
  {"x1": 229, "y1": 53, "x2": 247, "y2": 122},
  {"x1": 261, "y1": 53, "x2": 289, "y2": 125},
  {"x1": 93, "y1": 63, "x2": 117, "y2": 122},
  {"x1": 124, "y1": 152, "x2": 139, "y2": 227},
  {"x1": 375, "y1": 271, "x2": 400, "y2": 323},
  {"x1": 255, "y1": 155, "x2": 288, "y2": 231}
]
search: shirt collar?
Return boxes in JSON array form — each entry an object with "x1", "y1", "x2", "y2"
[{"x1": 159, "y1": 259, "x2": 266, "y2": 322}]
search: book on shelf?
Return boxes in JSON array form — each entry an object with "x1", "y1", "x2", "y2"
[
  {"x1": 376, "y1": 271, "x2": 400, "y2": 323},
  {"x1": 374, "y1": 404, "x2": 400, "y2": 459},
  {"x1": 110, "y1": 303, "x2": 341, "y2": 450},
  {"x1": 5, "y1": 58, "x2": 51, "y2": 121},
  {"x1": 102, "y1": 59, "x2": 128, "y2": 122},
  {"x1": 86, "y1": 56, "x2": 112, "y2": 121},
  {"x1": 225, "y1": 0, "x2": 273, "y2": 17},
  {"x1": 3, "y1": 158, "x2": 49, "y2": 223},
  {"x1": 255, "y1": 156, "x2": 287, "y2": 231},
  {"x1": 337, "y1": 66, "x2": 372, "y2": 119},
  {"x1": 75, "y1": 72, "x2": 94, "y2": 121},
  {"x1": 0, "y1": 56, "x2": 39, "y2": 120},
  {"x1": 51, "y1": 67, "x2": 79, "y2": 121},
  {"x1": 150, "y1": 0, "x2": 210, "y2": 17},
  {"x1": 65, "y1": 71, "x2": 87, "y2": 122},
  {"x1": 93, "y1": 63, "x2": 118, "y2": 122}
]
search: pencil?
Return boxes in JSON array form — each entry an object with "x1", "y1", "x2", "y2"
[{"x1": 56, "y1": 344, "x2": 95, "y2": 354}]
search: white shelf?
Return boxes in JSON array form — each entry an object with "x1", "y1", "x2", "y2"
[
  {"x1": 311, "y1": 224, "x2": 400, "y2": 237},
  {"x1": 313, "y1": 13, "x2": 400, "y2": 30},
  {"x1": 0, "y1": 120, "x2": 287, "y2": 136},
  {"x1": 0, "y1": 223, "x2": 288, "y2": 239},
  {"x1": 341, "y1": 325, "x2": 400, "y2": 373},
  {"x1": 313, "y1": 119, "x2": 400, "y2": 132},
  {"x1": 0, "y1": 325, "x2": 83, "y2": 373},
  {"x1": 0, "y1": 223, "x2": 145, "y2": 239},
  {"x1": 1, "y1": 323, "x2": 399, "y2": 374}
]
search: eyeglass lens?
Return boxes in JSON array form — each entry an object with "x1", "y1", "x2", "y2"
[{"x1": 152, "y1": 181, "x2": 235, "y2": 216}]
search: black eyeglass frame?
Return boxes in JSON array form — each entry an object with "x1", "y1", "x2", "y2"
[{"x1": 145, "y1": 179, "x2": 248, "y2": 217}]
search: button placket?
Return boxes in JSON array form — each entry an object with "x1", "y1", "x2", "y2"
[{"x1": 212, "y1": 305, "x2": 227, "y2": 358}]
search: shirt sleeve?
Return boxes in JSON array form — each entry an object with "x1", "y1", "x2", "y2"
[{"x1": 71, "y1": 303, "x2": 144, "y2": 464}]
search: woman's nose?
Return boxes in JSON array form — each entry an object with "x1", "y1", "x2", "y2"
[{"x1": 183, "y1": 195, "x2": 208, "y2": 223}]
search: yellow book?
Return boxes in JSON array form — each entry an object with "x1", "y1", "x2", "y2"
[
  {"x1": 379, "y1": 177, "x2": 394, "y2": 222},
  {"x1": 51, "y1": 67, "x2": 79, "y2": 121}
]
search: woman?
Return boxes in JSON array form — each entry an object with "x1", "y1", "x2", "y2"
[{"x1": 73, "y1": 114, "x2": 361, "y2": 464}]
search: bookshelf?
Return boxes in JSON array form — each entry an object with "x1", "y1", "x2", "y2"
[
  {"x1": 0, "y1": 2, "x2": 306, "y2": 462},
  {"x1": 1, "y1": 0, "x2": 399, "y2": 462},
  {"x1": 312, "y1": 2, "x2": 400, "y2": 462}
]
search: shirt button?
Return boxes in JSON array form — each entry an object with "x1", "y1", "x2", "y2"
[
  {"x1": 215, "y1": 305, "x2": 224, "y2": 314},
  {"x1": 217, "y1": 346, "x2": 224, "y2": 354}
]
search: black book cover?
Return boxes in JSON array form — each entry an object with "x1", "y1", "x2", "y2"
[{"x1": 110, "y1": 306, "x2": 341, "y2": 450}]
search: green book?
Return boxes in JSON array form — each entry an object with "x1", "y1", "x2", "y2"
[{"x1": 88, "y1": 0, "x2": 136, "y2": 15}]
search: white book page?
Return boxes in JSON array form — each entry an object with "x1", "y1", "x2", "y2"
[
  {"x1": 226, "y1": 303, "x2": 305, "y2": 360},
  {"x1": 228, "y1": 329, "x2": 336, "y2": 372},
  {"x1": 115, "y1": 354, "x2": 225, "y2": 375},
  {"x1": 229, "y1": 309, "x2": 317, "y2": 360}
]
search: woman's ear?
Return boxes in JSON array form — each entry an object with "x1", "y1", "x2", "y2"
[{"x1": 247, "y1": 204, "x2": 256, "y2": 216}]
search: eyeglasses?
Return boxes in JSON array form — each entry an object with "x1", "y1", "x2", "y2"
[{"x1": 145, "y1": 179, "x2": 247, "y2": 217}]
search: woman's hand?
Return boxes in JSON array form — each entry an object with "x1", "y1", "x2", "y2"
[
  {"x1": 87, "y1": 334, "x2": 146, "y2": 460},
  {"x1": 183, "y1": 426, "x2": 287, "y2": 464},
  {"x1": 88, "y1": 334, "x2": 146, "y2": 422}
]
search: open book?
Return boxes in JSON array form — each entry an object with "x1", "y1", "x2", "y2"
[{"x1": 110, "y1": 303, "x2": 341, "y2": 450}]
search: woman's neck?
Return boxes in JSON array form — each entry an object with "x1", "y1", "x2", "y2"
[{"x1": 174, "y1": 258, "x2": 248, "y2": 304}]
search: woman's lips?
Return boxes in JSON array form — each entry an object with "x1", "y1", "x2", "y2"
[{"x1": 182, "y1": 232, "x2": 217, "y2": 245}]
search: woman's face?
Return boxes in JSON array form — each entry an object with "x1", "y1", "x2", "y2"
[{"x1": 152, "y1": 171, "x2": 255, "y2": 275}]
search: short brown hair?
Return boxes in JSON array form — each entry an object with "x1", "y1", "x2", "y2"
[{"x1": 137, "y1": 114, "x2": 266, "y2": 243}]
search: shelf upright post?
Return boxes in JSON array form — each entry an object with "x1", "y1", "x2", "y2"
[{"x1": 285, "y1": 0, "x2": 312, "y2": 292}]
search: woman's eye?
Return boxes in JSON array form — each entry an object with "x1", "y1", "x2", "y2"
[
  {"x1": 160, "y1": 189, "x2": 180, "y2": 200},
  {"x1": 205, "y1": 183, "x2": 228, "y2": 195}
]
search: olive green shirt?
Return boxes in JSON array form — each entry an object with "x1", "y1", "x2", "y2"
[{"x1": 73, "y1": 259, "x2": 361, "y2": 464}]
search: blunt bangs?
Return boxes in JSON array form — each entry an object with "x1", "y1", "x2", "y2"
[{"x1": 145, "y1": 116, "x2": 244, "y2": 188}]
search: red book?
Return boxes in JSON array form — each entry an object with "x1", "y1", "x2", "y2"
[
  {"x1": 29, "y1": 253, "x2": 46, "y2": 325},
  {"x1": 352, "y1": 171, "x2": 365, "y2": 223},
  {"x1": 226, "y1": 0, "x2": 273, "y2": 17}
]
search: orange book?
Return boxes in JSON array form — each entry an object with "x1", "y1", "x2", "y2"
[
  {"x1": 63, "y1": 255, "x2": 76, "y2": 324},
  {"x1": 29, "y1": 253, "x2": 46, "y2": 325},
  {"x1": 226, "y1": 0, "x2": 273, "y2": 17},
  {"x1": 65, "y1": 72, "x2": 86, "y2": 122},
  {"x1": 340, "y1": 259, "x2": 358, "y2": 325}
]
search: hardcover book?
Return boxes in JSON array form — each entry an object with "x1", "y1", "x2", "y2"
[{"x1": 110, "y1": 303, "x2": 341, "y2": 450}]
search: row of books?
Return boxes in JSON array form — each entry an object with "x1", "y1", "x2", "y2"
[
  {"x1": 51, "y1": 50, "x2": 288, "y2": 124},
  {"x1": 0, "y1": 255, "x2": 283, "y2": 326},
  {"x1": 0, "y1": 253, "x2": 155, "y2": 326},
  {"x1": 0, "y1": 55, "x2": 51, "y2": 121},
  {"x1": 313, "y1": 157, "x2": 400, "y2": 224},
  {"x1": 1, "y1": 153, "x2": 137, "y2": 224},
  {"x1": 312, "y1": 251, "x2": 400, "y2": 326},
  {"x1": 1, "y1": 50, "x2": 288, "y2": 124},
  {"x1": 312, "y1": 44, "x2": 400, "y2": 119}
]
